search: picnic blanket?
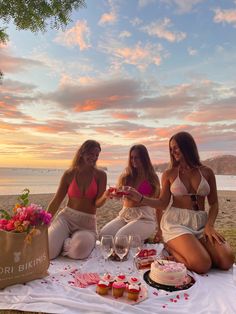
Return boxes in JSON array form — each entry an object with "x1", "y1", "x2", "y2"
[{"x1": 0, "y1": 243, "x2": 235, "y2": 314}]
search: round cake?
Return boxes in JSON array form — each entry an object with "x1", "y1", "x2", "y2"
[{"x1": 149, "y1": 259, "x2": 188, "y2": 286}]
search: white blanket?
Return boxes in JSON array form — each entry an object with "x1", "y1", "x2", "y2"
[{"x1": 0, "y1": 244, "x2": 235, "y2": 314}]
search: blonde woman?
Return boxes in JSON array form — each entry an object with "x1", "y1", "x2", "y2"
[{"x1": 48, "y1": 140, "x2": 108, "y2": 260}]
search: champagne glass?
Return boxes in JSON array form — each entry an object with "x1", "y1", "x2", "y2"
[
  {"x1": 100, "y1": 235, "x2": 114, "y2": 273},
  {"x1": 114, "y1": 235, "x2": 129, "y2": 263},
  {"x1": 129, "y1": 234, "x2": 142, "y2": 273}
]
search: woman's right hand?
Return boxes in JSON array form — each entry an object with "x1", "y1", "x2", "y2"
[
  {"x1": 124, "y1": 186, "x2": 142, "y2": 203},
  {"x1": 105, "y1": 186, "x2": 130, "y2": 199},
  {"x1": 104, "y1": 187, "x2": 121, "y2": 199}
]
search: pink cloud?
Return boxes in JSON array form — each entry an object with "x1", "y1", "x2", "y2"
[
  {"x1": 214, "y1": 8, "x2": 236, "y2": 25},
  {"x1": 113, "y1": 42, "x2": 165, "y2": 69},
  {"x1": 141, "y1": 18, "x2": 186, "y2": 42},
  {"x1": 54, "y1": 20, "x2": 91, "y2": 50},
  {"x1": 99, "y1": 12, "x2": 117, "y2": 25},
  {"x1": 0, "y1": 51, "x2": 45, "y2": 73}
]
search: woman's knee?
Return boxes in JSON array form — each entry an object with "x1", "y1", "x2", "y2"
[
  {"x1": 100, "y1": 219, "x2": 124, "y2": 239},
  {"x1": 67, "y1": 231, "x2": 96, "y2": 259},
  {"x1": 48, "y1": 223, "x2": 68, "y2": 259},
  {"x1": 187, "y1": 256, "x2": 212, "y2": 274},
  {"x1": 214, "y1": 252, "x2": 235, "y2": 270}
]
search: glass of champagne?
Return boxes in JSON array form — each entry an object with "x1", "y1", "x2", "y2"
[
  {"x1": 114, "y1": 235, "x2": 129, "y2": 263},
  {"x1": 100, "y1": 235, "x2": 114, "y2": 273},
  {"x1": 128, "y1": 234, "x2": 142, "y2": 273}
]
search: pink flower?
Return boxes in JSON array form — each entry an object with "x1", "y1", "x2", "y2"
[{"x1": 0, "y1": 197, "x2": 52, "y2": 233}]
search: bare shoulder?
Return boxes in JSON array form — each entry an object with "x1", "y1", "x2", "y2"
[
  {"x1": 62, "y1": 168, "x2": 75, "y2": 183},
  {"x1": 95, "y1": 167, "x2": 107, "y2": 180},
  {"x1": 200, "y1": 165, "x2": 215, "y2": 178},
  {"x1": 163, "y1": 167, "x2": 176, "y2": 179}
]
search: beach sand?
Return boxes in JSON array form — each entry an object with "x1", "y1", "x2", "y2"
[
  {"x1": 0, "y1": 190, "x2": 235, "y2": 231},
  {"x1": 0, "y1": 191, "x2": 235, "y2": 314}
]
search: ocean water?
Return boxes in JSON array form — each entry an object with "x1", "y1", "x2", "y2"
[{"x1": 0, "y1": 167, "x2": 235, "y2": 196}]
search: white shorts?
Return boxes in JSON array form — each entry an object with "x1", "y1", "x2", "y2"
[
  {"x1": 160, "y1": 206, "x2": 208, "y2": 243},
  {"x1": 118, "y1": 205, "x2": 156, "y2": 222}
]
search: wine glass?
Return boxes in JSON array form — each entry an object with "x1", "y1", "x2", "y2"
[
  {"x1": 128, "y1": 234, "x2": 142, "y2": 273},
  {"x1": 100, "y1": 235, "x2": 114, "y2": 273},
  {"x1": 114, "y1": 235, "x2": 129, "y2": 263}
]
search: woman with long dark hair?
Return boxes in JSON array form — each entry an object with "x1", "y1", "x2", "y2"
[{"x1": 127, "y1": 132, "x2": 234, "y2": 273}]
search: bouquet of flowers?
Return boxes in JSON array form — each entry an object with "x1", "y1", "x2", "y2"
[{"x1": 0, "y1": 189, "x2": 52, "y2": 243}]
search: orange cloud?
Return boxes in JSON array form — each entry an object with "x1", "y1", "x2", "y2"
[{"x1": 110, "y1": 112, "x2": 138, "y2": 120}]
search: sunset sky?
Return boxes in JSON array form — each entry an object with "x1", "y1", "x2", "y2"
[{"x1": 0, "y1": 0, "x2": 236, "y2": 171}]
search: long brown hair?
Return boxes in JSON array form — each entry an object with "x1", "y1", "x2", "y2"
[
  {"x1": 70, "y1": 140, "x2": 101, "y2": 169},
  {"x1": 118, "y1": 144, "x2": 160, "y2": 196},
  {"x1": 169, "y1": 132, "x2": 202, "y2": 168}
]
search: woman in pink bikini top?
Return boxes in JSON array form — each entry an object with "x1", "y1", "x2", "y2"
[{"x1": 48, "y1": 140, "x2": 108, "y2": 216}]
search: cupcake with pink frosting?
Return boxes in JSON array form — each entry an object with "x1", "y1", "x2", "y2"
[{"x1": 112, "y1": 281, "x2": 126, "y2": 298}]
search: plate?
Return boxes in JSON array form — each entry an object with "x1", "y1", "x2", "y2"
[
  {"x1": 94, "y1": 284, "x2": 148, "y2": 305},
  {"x1": 143, "y1": 270, "x2": 195, "y2": 292}
]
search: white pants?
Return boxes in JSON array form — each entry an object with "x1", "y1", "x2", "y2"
[
  {"x1": 48, "y1": 206, "x2": 97, "y2": 260},
  {"x1": 161, "y1": 206, "x2": 208, "y2": 243},
  {"x1": 100, "y1": 206, "x2": 157, "y2": 242}
]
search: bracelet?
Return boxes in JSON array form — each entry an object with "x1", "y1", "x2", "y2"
[{"x1": 139, "y1": 194, "x2": 144, "y2": 204}]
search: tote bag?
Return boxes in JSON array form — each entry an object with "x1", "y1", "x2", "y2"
[{"x1": 0, "y1": 225, "x2": 49, "y2": 289}]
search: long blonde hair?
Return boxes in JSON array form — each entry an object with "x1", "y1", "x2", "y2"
[
  {"x1": 70, "y1": 140, "x2": 101, "y2": 169},
  {"x1": 118, "y1": 144, "x2": 160, "y2": 196}
]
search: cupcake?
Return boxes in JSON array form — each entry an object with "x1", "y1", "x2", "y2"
[
  {"x1": 96, "y1": 280, "x2": 109, "y2": 295},
  {"x1": 128, "y1": 276, "x2": 141, "y2": 286},
  {"x1": 101, "y1": 273, "x2": 115, "y2": 289},
  {"x1": 115, "y1": 274, "x2": 127, "y2": 283},
  {"x1": 112, "y1": 281, "x2": 126, "y2": 298},
  {"x1": 127, "y1": 283, "x2": 140, "y2": 301}
]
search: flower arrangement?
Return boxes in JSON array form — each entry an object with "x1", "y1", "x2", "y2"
[{"x1": 0, "y1": 189, "x2": 52, "y2": 241}]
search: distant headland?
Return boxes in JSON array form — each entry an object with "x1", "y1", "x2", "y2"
[{"x1": 153, "y1": 155, "x2": 236, "y2": 175}]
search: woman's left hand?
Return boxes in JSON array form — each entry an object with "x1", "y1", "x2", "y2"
[{"x1": 203, "y1": 224, "x2": 225, "y2": 245}]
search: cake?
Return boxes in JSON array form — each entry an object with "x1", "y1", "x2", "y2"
[
  {"x1": 112, "y1": 281, "x2": 126, "y2": 298},
  {"x1": 96, "y1": 280, "x2": 110, "y2": 295},
  {"x1": 149, "y1": 259, "x2": 188, "y2": 286},
  {"x1": 136, "y1": 256, "x2": 155, "y2": 269},
  {"x1": 127, "y1": 283, "x2": 140, "y2": 301}
]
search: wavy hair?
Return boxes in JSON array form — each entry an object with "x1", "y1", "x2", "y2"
[
  {"x1": 118, "y1": 144, "x2": 160, "y2": 196},
  {"x1": 169, "y1": 132, "x2": 202, "y2": 168},
  {"x1": 70, "y1": 140, "x2": 101, "y2": 169}
]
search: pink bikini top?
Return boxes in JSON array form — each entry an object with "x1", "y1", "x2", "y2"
[
  {"x1": 170, "y1": 167, "x2": 210, "y2": 196},
  {"x1": 137, "y1": 180, "x2": 153, "y2": 196},
  {"x1": 68, "y1": 176, "x2": 98, "y2": 200}
]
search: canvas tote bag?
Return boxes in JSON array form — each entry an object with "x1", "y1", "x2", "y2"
[{"x1": 0, "y1": 225, "x2": 49, "y2": 289}]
